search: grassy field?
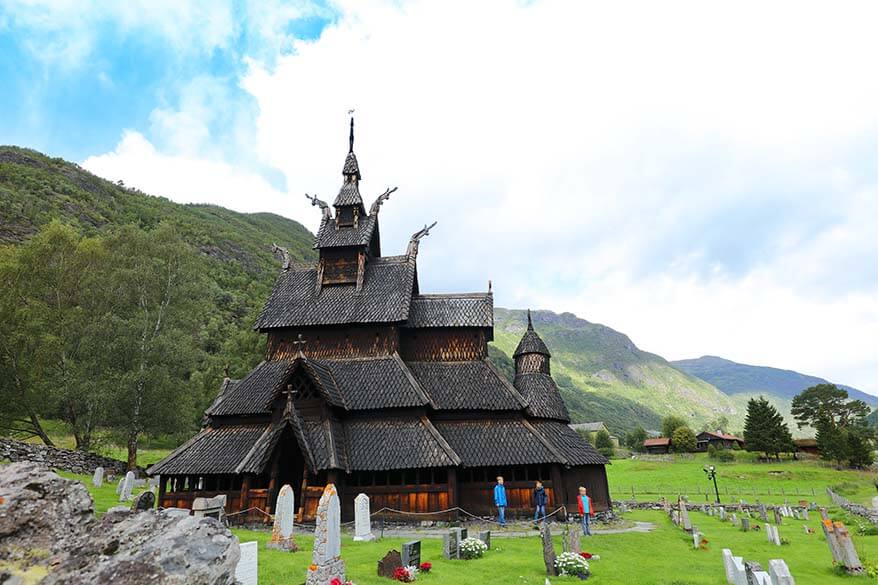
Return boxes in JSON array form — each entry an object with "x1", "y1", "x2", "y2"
[{"x1": 607, "y1": 452, "x2": 878, "y2": 507}]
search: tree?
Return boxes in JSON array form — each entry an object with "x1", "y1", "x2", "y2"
[
  {"x1": 742, "y1": 396, "x2": 795, "y2": 460},
  {"x1": 662, "y1": 415, "x2": 688, "y2": 440},
  {"x1": 671, "y1": 426, "x2": 697, "y2": 453},
  {"x1": 699, "y1": 415, "x2": 730, "y2": 434},
  {"x1": 791, "y1": 384, "x2": 870, "y2": 430},
  {"x1": 595, "y1": 429, "x2": 615, "y2": 458},
  {"x1": 846, "y1": 423, "x2": 875, "y2": 469},
  {"x1": 625, "y1": 426, "x2": 648, "y2": 452}
]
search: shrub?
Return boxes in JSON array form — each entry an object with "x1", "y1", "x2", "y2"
[
  {"x1": 707, "y1": 445, "x2": 718, "y2": 459},
  {"x1": 716, "y1": 448, "x2": 736, "y2": 462},
  {"x1": 672, "y1": 426, "x2": 697, "y2": 453},
  {"x1": 459, "y1": 537, "x2": 487, "y2": 560},
  {"x1": 555, "y1": 551, "x2": 590, "y2": 577}
]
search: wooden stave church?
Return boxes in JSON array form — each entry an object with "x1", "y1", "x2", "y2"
[{"x1": 148, "y1": 120, "x2": 610, "y2": 521}]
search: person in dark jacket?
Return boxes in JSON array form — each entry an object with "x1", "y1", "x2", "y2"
[
  {"x1": 532, "y1": 480, "x2": 548, "y2": 522},
  {"x1": 493, "y1": 476, "x2": 507, "y2": 526}
]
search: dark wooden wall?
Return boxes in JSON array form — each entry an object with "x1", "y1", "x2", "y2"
[
  {"x1": 400, "y1": 328, "x2": 488, "y2": 361},
  {"x1": 267, "y1": 325, "x2": 399, "y2": 359},
  {"x1": 558, "y1": 465, "x2": 611, "y2": 512}
]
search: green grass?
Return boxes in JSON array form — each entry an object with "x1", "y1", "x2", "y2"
[
  {"x1": 230, "y1": 509, "x2": 876, "y2": 585},
  {"x1": 607, "y1": 452, "x2": 878, "y2": 506},
  {"x1": 55, "y1": 470, "x2": 155, "y2": 516}
]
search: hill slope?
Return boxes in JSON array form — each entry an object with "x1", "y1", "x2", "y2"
[
  {"x1": 491, "y1": 309, "x2": 742, "y2": 434},
  {"x1": 672, "y1": 356, "x2": 878, "y2": 406}
]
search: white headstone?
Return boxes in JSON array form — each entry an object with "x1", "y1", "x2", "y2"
[
  {"x1": 235, "y1": 541, "x2": 258, "y2": 585},
  {"x1": 731, "y1": 556, "x2": 748, "y2": 585},
  {"x1": 768, "y1": 559, "x2": 795, "y2": 585},
  {"x1": 693, "y1": 529, "x2": 701, "y2": 549},
  {"x1": 92, "y1": 467, "x2": 104, "y2": 488},
  {"x1": 305, "y1": 484, "x2": 345, "y2": 585},
  {"x1": 719, "y1": 507, "x2": 726, "y2": 521},
  {"x1": 722, "y1": 549, "x2": 736, "y2": 584},
  {"x1": 267, "y1": 485, "x2": 297, "y2": 551},
  {"x1": 119, "y1": 471, "x2": 135, "y2": 502},
  {"x1": 353, "y1": 493, "x2": 375, "y2": 541},
  {"x1": 115, "y1": 477, "x2": 125, "y2": 495}
]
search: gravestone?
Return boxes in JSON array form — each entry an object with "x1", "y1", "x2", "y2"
[
  {"x1": 119, "y1": 471, "x2": 135, "y2": 502},
  {"x1": 115, "y1": 477, "x2": 125, "y2": 495},
  {"x1": 744, "y1": 561, "x2": 772, "y2": 585},
  {"x1": 235, "y1": 541, "x2": 258, "y2": 585},
  {"x1": 568, "y1": 525, "x2": 580, "y2": 554},
  {"x1": 540, "y1": 522, "x2": 557, "y2": 576},
  {"x1": 692, "y1": 527, "x2": 701, "y2": 549},
  {"x1": 442, "y1": 530, "x2": 459, "y2": 560},
  {"x1": 758, "y1": 504, "x2": 768, "y2": 522},
  {"x1": 722, "y1": 549, "x2": 736, "y2": 584},
  {"x1": 801, "y1": 508, "x2": 809, "y2": 521},
  {"x1": 455, "y1": 527, "x2": 468, "y2": 541},
  {"x1": 740, "y1": 518, "x2": 750, "y2": 532},
  {"x1": 831, "y1": 522, "x2": 864, "y2": 574},
  {"x1": 131, "y1": 490, "x2": 155, "y2": 512},
  {"x1": 679, "y1": 499, "x2": 692, "y2": 532},
  {"x1": 773, "y1": 508, "x2": 783, "y2": 525},
  {"x1": 354, "y1": 493, "x2": 376, "y2": 541},
  {"x1": 377, "y1": 550, "x2": 403, "y2": 578},
  {"x1": 267, "y1": 484, "x2": 297, "y2": 551},
  {"x1": 92, "y1": 467, "x2": 104, "y2": 488},
  {"x1": 719, "y1": 507, "x2": 726, "y2": 521},
  {"x1": 730, "y1": 555, "x2": 748, "y2": 585},
  {"x1": 768, "y1": 559, "x2": 795, "y2": 585},
  {"x1": 766, "y1": 524, "x2": 781, "y2": 546},
  {"x1": 192, "y1": 494, "x2": 227, "y2": 523},
  {"x1": 402, "y1": 540, "x2": 421, "y2": 567},
  {"x1": 306, "y1": 483, "x2": 345, "y2": 585},
  {"x1": 731, "y1": 513, "x2": 738, "y2": 526},
  {"x1": 479, "y1": 530, "x2": 492, "y2": 550}
]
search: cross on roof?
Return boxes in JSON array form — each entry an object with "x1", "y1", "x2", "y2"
[{"x1": 292, "y1": 334, "x2": 307, "y2": 356}]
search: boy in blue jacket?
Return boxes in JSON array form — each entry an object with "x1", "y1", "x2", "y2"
[{"x1": 494, "y1": 476, "x2": 507, "y2": 526}]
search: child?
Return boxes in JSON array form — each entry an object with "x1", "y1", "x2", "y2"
[
  {"x1": 533, "y1": 480, "x2": 548, "y2": 522},
  {"x1": 577, "y1": 486, "x2": 594, "y2": 536},
  {"x1": 494, "y1": 476, "x2": 508, "y2": 526}
]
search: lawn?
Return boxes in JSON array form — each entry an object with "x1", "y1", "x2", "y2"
[
  {"x1": 607, "y1": 452, "x2": 878, "y2": 507},
  {"x1": 231, "y1": 508, "x2": 877, "y2": 585}
]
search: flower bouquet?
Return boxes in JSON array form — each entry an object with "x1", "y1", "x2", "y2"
[
  {"x1": 459, "y1": 537, "x2": 488, "y2": 559},
  {"x1": 393, "y1": 565, "x2": 419, "y2": 582},
  {"x1": 419, "y1": 562, "x2": 432, "y2": 573},
  {"x1": 555, "y1": 551, "x2": 590, "y2": 578}
]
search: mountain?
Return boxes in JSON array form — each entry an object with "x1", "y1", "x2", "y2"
[
  {"x1": 491, "y1": 309, "x2": 742, "y2": 435},
  {"x1": 671, "y1": 356, "x2": 878, "y2": 406}
]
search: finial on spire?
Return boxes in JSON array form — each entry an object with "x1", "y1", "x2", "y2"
[
  {"x1": 292, "y1": 333, "x2": 307, "y2": 357},
  {"x1": 349, "y1": 116, "x2": 355, "y2": 153},
  {"x1": 527, "y1": 309, "x2": 534, "y2": 331},
  {"x1": 488, "y1": 280, "x2": 492, "y2": 293}
]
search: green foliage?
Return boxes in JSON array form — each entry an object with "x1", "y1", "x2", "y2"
[
  {"x1": 743, "y1": 396, "x2": 795, "y2": 459},
  {"x1": 662, "y1": 415, "x2": 688, "y2": 440},
  {"x1": 791, "y1": 383, "x2": 870, "y2": 430},
  {"x1": 699, "y1": 415, "x2": 730, "y2": 433},
  {"x1": 595, "y1": 429, "x2": 615, "y2": 458},
  {"x1": 671, "y1": 426, "x2": 697, "y2": 452},
  {"x1": 624, "y1": 426, "x2": 648, "y2": 452}
]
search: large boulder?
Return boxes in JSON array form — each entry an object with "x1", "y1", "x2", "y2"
[{"x1": 0, "y1": 462, "x2": 240, "y2": 584}]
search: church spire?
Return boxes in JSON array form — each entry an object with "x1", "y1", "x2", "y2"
[
  {"x1": 335, "y1": 117, "x2": 364, "y2": 213},
  {"x1": 349, "y1": 117, "x2": 355, "y2": 153},
  {"x1": 527, "y1": 308, "x2": 534, "y2": 331}
]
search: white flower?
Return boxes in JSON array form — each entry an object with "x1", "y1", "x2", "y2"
[{"x1": 554, "y1": 551, "x2": 590, "y2": 576}]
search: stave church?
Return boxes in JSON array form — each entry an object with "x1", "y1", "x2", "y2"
[{"x1": 149, "y1": 120, "x2": 610, "y2": 521}]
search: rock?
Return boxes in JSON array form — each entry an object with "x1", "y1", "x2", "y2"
[
  {"x1": 0, "y1": 462, "x2": 240, "y2": 585},
  {"x1": 0, "y1": 438, "x2": 132, "y2": 476}
]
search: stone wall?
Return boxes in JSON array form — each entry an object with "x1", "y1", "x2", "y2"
[
  {"x1": 0, "y1": 437, "x2": 132, "y2": 476},
  {"x1": 826, "y1": 488, "x2": 878, "y2": 524}
]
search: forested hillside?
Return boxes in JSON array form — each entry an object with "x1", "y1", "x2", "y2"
[{"x1": 0, "y1": 146, "x2": 314, "y2": 466}]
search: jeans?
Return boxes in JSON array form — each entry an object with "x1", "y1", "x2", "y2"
[
  {"x1": 534, "y1": 505, "x2": 546, "y2": 521},
  {"x1": 581, "y1": 514, "x2": 592, "y2": 536},
  {"x1": 497, "y1": 505, "x2": 506, "y2": 525}
]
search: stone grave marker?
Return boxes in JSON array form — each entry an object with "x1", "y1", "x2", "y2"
[
  {"x1": 758, "y1": 504, "x2": 768, "y2": 522},
  {"x1": 133, "y1": 478, "x2": 146, "y2": 488},
  {"x1": 353, "y1": 493, "x2": 375, "y2": 542},
  {"x1": 768, "y1": 559, "x2": 795, "y2": 585},
  {"x1": 235, "y1": 541, "x2": 258, "y2": 585},
  {"x1": 306, "y1": 483, "x2": 345, "y2": 585},
  {"x1": 92, "y1": 467, "x2": 104, "y2": 488},
  {"x1": 679, "y1": 499, "x2": 692, "y2": 532},
  {"x1": 455, "y1": 527, "x2": 468, "y2": 541},
  {"x1": 719, "y1": 507, "x2": 726, "y2": 521},
  {"x1": 766, "y1": 524, "x2": 781, "y2": 546},
  {"x1": 192, "y1": 494, "x2": 227, "y2": 523},
  {"x1": 119, "y1": 471, "x2": 135, "y2": 502},
  {"x1": 443, "y1": 530, "x2": 459, "y2": 560},
  {"x1": 740, "y1": 517, "x2": 750, "y2": 532},
  {"x1": 829, "y1": 521, "x2": 864, "y2": 574},
  {"x1": 377, "y1": 550, "x2": 403, "y2": 578},
  {"x1": 115, "y1": 476, "x2": 125, "y2": 495},
  {"x1": 773, "y1": 508, "x2": 783, "y2": 525},
  {"x1": 744, "y1": 561, "x2": 772, "y2": 585},
  {"x1": 730, "y1": 554, "x2": 748, "y2": 585},
  {"x1": 131, "y1": 490, "x2": 155, "y2": 512},
  {"x1": 479, "y1": 530, "x2": 492, "y2": 550},
  {"x1": 267, "y1": 484, "x2": 297, "y2": 551},
  {"x1": 801, "y1": 508, "x2": 809, "y2": 521},
  {"x1": 402, "y1": 540, "x2": 421, "y2": 567},
  {"x1": 722, "y1": 549, "x2": 736, "y2": 584},
  {"x1": 692, "y1": 527, "x2": 701, "y2": 549},
  {"x1": 540, "y1": 522, "x2": 557, "y2": 576},
  {"x1": 731, "y1": 513, "x2": 738, "y2": 526},
  {"x1": 568, "y1": 525, "x2": 580, "y2": 554}
]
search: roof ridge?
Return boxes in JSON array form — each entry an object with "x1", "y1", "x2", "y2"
[
  {"x1": 413, "y1": 292, "x2": 492, "y2": 299},
  {"x1": 393, "y1": 352, "x2": 436, "y2": 409}
]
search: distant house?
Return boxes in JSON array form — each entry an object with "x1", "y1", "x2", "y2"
[
  {"x1": 794, "y1": 438, "x2": 820, "y2": 456},
  {"x1": 643, "y1": 437, "x2": 672, "y2": 454},
  {"x1": 696, "y1": 431, "x2": 744, "y2": 452},
  {"x1": 570, "y1": 422, "x2": 620, "y2": 447}
]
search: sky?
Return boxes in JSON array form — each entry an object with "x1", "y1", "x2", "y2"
[{"x1": 1, "y1": 0, "x2": 877, "y2": 395}]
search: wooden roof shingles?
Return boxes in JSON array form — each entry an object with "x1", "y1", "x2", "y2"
[
  {"x1": 313, "y1": 214, "x2": 377, "y2": 249},
  {"x1": 254, "y1": 255, "x2": 417, "y2": 329},
  {"x1": 406, "y1": 359, "x2": 525, "y2": 411},
  {"x1": 345, "y1": 417, "x2": 459, "y2": 470},
  {"x1": 533, "y1": 421, "x2": 608, "y2": 466},
  {"x1": 207, "y1": 360, "x2": 292, "y2": 416},
  {"x1": 433, "y1": 419, "x2": 559, "y2": 467},
  {"x1": 317, "y1": 354, "x2": 432, "y2": 410},
  {"x1": 404, "y1": 294, "x2": 493, "y2": 328},
  {"x1": 147, "y1": 425, "x2": 269, "y2": 475},
  {"x1": 514, "y1": 373, "x2": 571, "y2": 422}
]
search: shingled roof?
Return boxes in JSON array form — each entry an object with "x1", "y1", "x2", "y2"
[
  {"x1": 207, "y1": 361, "x2": 292, "y2": 416},
  {"x1": 313, "y1": 214, "x2": 377, "y2": 249},
  {"x1": 513, "y1": 310, "x2": 551, "y2": 358},
  {"x1": 404, "y1": 294, "x2": 493, "y2": 328},
  {"x1": 345, "y1": 416, "x2": 460, "y2": 470},
  {"x1": 148, "y1": 425, "x2": 270, "y2": 475},
  {"x1": 406, "y1": 359, "x2": 526, "y2": 411},
  {"x1": 514, "y1": 373, "x2": 570, "y2": 422},
  {"x1": 433, "y1": 419, "x2": 562, "y2": 467},
  {"x1": 318, "y1": 354, "x2": 433, "y2": 410},
  {"x1": 532, "y1": 420, "x2": 609, "y2": 465},
  {"x1": 254, "y1": 255, "x2": 417, "y2": 329}
]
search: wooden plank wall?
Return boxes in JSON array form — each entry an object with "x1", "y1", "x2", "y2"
[
  {"x1": 400, "y1": 328, "x2": 488, "y2": 361},
  {"x1": 267, "y1": 325, "x2": 399, "y2": 359}
]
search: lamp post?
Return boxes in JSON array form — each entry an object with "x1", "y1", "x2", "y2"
[{"x1": 703, "y1": 465, "x2": 720, "y2": 504}]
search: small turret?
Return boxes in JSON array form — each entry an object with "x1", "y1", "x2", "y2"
[{"x1": 513, "y1": 310, "x2": 550, "y2": 375}]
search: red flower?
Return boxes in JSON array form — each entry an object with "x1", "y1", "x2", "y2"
[
  {"x1": 330, "y1": 579, "x2": 342, "y2": 585},
  {"x1": 393, "y1": 567, "x2": 408, "y2": 581},
  {"x1": 580, "y1": 552, "x2": 593, "y2": 559},
  {"x1": 420, "y1": 562, "x2": 432, "y2": 572}
]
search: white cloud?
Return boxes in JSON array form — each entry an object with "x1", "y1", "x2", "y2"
[{"x1": 81, "y1": 0, "x2": 878, "y2": 394}]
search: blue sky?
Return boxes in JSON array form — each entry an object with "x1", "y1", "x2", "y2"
[{"x1": 1, "y1": 1, "x2": 877, "y2": 395}]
